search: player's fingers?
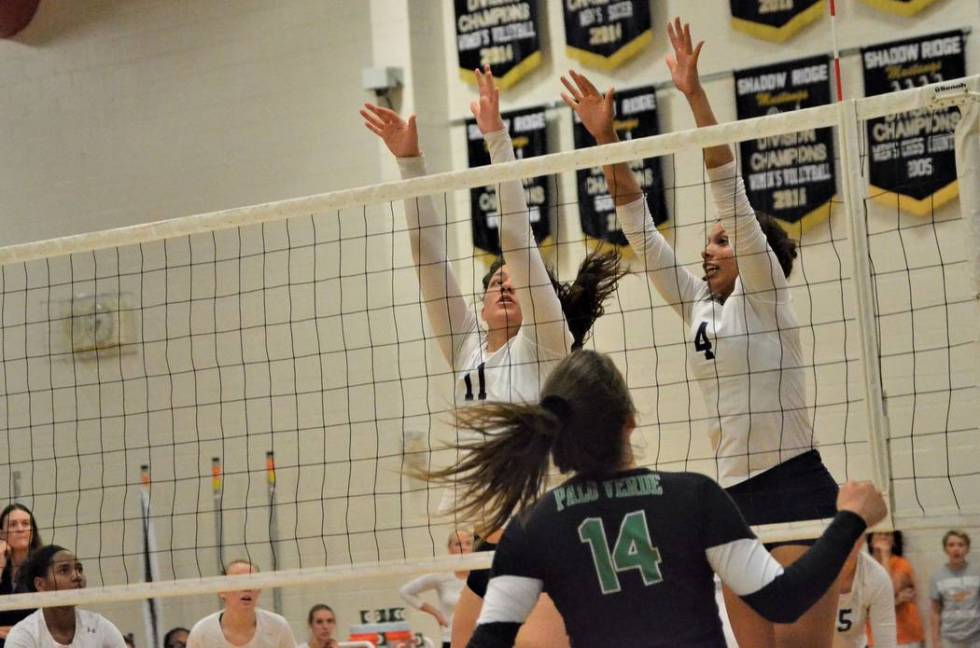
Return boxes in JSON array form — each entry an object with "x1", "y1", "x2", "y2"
[
  {"x1": 359, "y1": 110, "x2": 387, "y2": 131},
  {"x1": 363, "y1": 102, "x2": 398, "y2": 121},
  {"x1": 693, "y1": 41, "x2": 705, "y2": 65},
  {"x1": 561, "y1": 74, "x2": 583, "y2": 101},
  {"x1": 362, "y1": 122, "x2": 385, "y2": 137},
  {"x1": 576, "y1": 70, "x2": 600, "y2": 96}
]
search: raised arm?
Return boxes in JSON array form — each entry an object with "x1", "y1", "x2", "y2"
[
  {"x1": 361, "y1": 104, "x2": 477, "y2": 366},
  {"x1": 703, "y1": 478, "x2": 886, "y2": 624},
  {"x1": 669, "y1": 18, "x2": 790, "y2": 303},
  {"x1": 561, "y1": 69, "x2": 701, "y2": 320},
  {"x1": 471, "y1": 67, "x2": 573, "y2": 355}
]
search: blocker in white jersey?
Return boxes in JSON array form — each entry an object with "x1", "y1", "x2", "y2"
[
  {"x1": 617, "y1": 161, "x2": 814, "y2": 489},
  {"x1": 361, "y1": 101, "x2": 623, "y2": 416},
  {"x1": 565, "y1": 51, "x2": 837, "y2": 529},
  {"x1": 835, "y1": 551, "x2": 897, "y2": 648},
  {"x1": 4, "y1": 610, "x2": 125, "y2": 648}
]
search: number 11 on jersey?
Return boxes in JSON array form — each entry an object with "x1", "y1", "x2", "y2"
[{"x1": 578, "y1": 511, "x2": 664, "y2": 595}]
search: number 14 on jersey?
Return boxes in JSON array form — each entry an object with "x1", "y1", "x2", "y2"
[{"x1": 578, "y1": 511, "x2": 664, "y2": 595}]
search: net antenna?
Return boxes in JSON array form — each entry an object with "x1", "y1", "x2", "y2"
[
  {"x1": 265, "y1": 450, "x2": 283, "y2": 614},
  {"x1": 211, "y1": 457, "x2": 223, "y2": 571}
]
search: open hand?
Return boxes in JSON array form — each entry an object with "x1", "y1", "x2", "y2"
[
  {"x1": 666, "y1": 17, "x2": 705, "y2": 98},
  {"x1": 360, "y1": 103, "x2": 421, "y2": 158},
  {"x1": 560, "y1": 69, "x2": 616, "y2": 145},
  {"x1": 470, "y1": 64, "x2": 505, "y2": 135}
]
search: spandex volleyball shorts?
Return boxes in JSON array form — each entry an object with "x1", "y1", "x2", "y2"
[{"x1": 725, "y1": 450, "x2": 839, "y2": 550}]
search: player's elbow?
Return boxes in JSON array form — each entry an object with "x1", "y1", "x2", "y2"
[{"x1": 741, "y1": 590, "x2": 810, "y2": 624}]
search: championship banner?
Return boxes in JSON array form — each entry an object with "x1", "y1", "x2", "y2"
[
  {"x1": 455, "y1": 0, "x2": 542, "y2": 90},
  {"x1": 467, "y1": 107, "x2": 551, "y2": 255},
  {"x1": 563, "y1": 0, "x2": 652, "y2": 71},
  {"x1": 734, "y1": 56, "x2": 836, "y2": 233},
  {"x1": 729, "y1": 0, "x2": 823, "y2": 43},
  {"x1": 862, "y1": 31, "x2": 966, "y2": 215},
  {"x1": 859, "y1": 0, "x2": 944, "y2": 17},
  {"x1": 574, "y1": 87, "x2": 668, "y2": 246}
]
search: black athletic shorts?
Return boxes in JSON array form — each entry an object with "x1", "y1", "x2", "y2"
[{"x1": 725, "y1": 449, "x2": 838, "y2": 546}]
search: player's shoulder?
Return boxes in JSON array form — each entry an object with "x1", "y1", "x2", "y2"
[
  {"x1": 860, "y1": 552, "x2": 892, "y2": 587},
  {"x1": 188, "y1": 611, "x2": 221, "y2": 635},
  {"x1": 5, "y1": 609, "x2": 42, "y2": 643}
]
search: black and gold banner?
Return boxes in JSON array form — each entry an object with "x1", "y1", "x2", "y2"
[
  {"x1": 734, "y1": 56, "x2": 836, "y2": 233},
  {"x1": 574, "y1": 87, "x2": 668, "y2": 246},
  {"x1": 862, "y1": 31, "x2": 966, "y2": 215},
  {"x1": 859, "y1": 0, "x2": 945, "y2": 17},
  {"x1": 467, "y1": 107, "x2": 552, "y2": 255},
  {"x1": 563, "y1": 0, "x2": 652, "y2": 71},
  {"x1": 729, "y1": 0, "x2": 823, "y2": 42},
  {"x1": 455, "y1": 0, "x2": 542, "y2": 91}
]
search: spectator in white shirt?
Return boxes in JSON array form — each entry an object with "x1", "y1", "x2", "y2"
[
  {"x1": 399, "y1": 530, "x2": 473, "y2": 648},
  {"x1": 4, "y1": 545, "x2": 126, "y2": 648},
  {"x1": 187, "y1": 560, "x2": 295, "y2": 648}
]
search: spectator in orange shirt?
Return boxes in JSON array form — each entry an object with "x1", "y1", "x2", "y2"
[{"x1": 870, "y1": 531, "x2": 925, "y2": 647}]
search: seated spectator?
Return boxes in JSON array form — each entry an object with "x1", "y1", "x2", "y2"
[
  {"x1": 930, "y1": 531, "x2": 980, "y2": 648},
  {"x1": 399, "y1": 529, "x2": 472, "y2": 648},
  {"x1": 186, "y1": 559, "x2": 294, "y2": 648},
  {"x1": 162, "y1": 627, "x2": 188, "y2": 648},
  {"x1": 835, "y1": 537, "x2": 896, "y2": 647},
  {"x1": 0, "y1": 504, "x2": 44, "y2": 646},
  {"x1": 869, "y1": 531, "x2": 925, "y2": 647},
  {"x1": 298, "y1": 604, "x2": 337, "y2": 648},
  {"x1": 4, "y1": 544, "x2": 126, "y2": 647}
]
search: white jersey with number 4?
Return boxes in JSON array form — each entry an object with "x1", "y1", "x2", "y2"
[
  {"x1": 4, "y1": 609, "x2": 126, "y2": 648},
  {"x1": 835, "y1": 552, "x2": 897, "y2": 648},
  {"x1": 616, "y1": 161, "x2": 813, "y2": 487}
]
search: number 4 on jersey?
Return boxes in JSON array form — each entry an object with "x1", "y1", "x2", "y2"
[
  {"x1": 694, "y1": 321, "x2": 715, "y2": 360},
  {"x1": 578, "y1": 511, "x2": 663, "y2": 595}
]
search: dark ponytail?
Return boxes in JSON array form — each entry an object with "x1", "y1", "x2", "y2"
[
  {"x1": 423, "y1": 350, "x2": 635, "y2": 535},
  {"x1": 483, "y1": 250, "x2": 627, "y2": 349},
  {"x1": 756, "y1": 212, "x2": 798, "y2": 278},
  {"x1": 553, "y1": 250, "x2": 627, "y2": 349}
]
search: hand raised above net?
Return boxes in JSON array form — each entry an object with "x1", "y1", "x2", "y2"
[
  {"x1": 560, "y1": 69, "x2": 617, "y2": 145},
  {"x1": 360, "y1": 103, "x2": 421, "y2": 159},
  {"x1": 470, "y1": 64, "x2": 505, "y2": 135},
  {"x1": 666, "y1": 16, "x2": 705, "y2": 99}
]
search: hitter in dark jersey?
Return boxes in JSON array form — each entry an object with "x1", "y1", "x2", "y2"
[{"x1": 422, "y1": 350, "x2": 888, "y2": 648}]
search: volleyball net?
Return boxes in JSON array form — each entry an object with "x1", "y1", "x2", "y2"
[{"x1": 0, "y1": 77, "x2": 977, "y2": 620}]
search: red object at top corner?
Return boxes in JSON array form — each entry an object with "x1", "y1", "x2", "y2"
[{"x1": 0, "y1": 0, "x2": 41, "y2": 39}]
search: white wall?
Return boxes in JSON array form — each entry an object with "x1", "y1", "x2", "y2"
[{"x1": 0, "y1": 0, "x2": 978, "y2": 646}]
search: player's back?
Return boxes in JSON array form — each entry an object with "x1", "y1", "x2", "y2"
[{"x1": 513, "y1": 468, "x2": 735, "y2": 646}]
